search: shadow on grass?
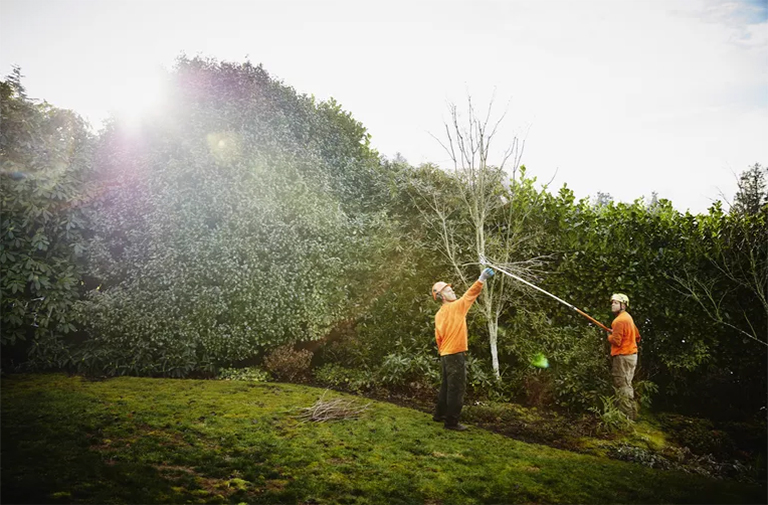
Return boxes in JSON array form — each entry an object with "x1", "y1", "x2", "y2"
[{"x1": 2, "y1": 374, "x2": 766, "y2": 505}]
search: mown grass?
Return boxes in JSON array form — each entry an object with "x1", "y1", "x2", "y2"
[{"x1": 1, "y1": 373, "x2": 765, "y2": 504}]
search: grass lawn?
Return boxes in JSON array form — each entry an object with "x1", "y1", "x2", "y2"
[{"x1": 1, "y1": 373, "x2": 765, "y2": 504}]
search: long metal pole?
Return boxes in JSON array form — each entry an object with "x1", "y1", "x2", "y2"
[{"x1": 481, "y1": 257, "x2": 612, "y2": 333}]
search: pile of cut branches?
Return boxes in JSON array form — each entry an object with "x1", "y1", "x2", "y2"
[{"x1": 296, "y1": 391, "x2": 371, "y2": 423}]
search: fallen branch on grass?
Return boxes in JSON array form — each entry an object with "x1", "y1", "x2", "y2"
[{"x1": 295, "y1": 390, "x2": 371, "y2": 423}]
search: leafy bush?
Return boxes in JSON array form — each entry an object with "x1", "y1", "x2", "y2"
[
  {"x1": 1, "y1": 70, "x2": 93, "y2": 355},
  {"x1": 500, "y1": 311, "x2": 611, "y2": 411},
  {"x1": 314, "y1": 364, "x2": 374, "y2": 393},
  {"x1": 24, "y1": 333, "x2": 73, "y2": 371},
  {"x1": 79, "y1": 57, "x2": 386, "y2": 375},
  {"x1": 658, "y1": 413, "x2": 738, "y2": 458},
  {"x1": 218, "y1": 366, "x2": 270, "y2": 382},
  {"x1": 264, "y1": 345, "x2": 313, "y2": 382},
  {"x1": 466, "y1": 356, "x2": 496, "y2": 394},
  {"x1": 68, "y1": 340, "x2": 124, "y2": 376},
  {"x1": 312, "y1": 322, "x2": 366, "y2": 368},
  {"x1": 352, "y1": 271, "x2": 445, "y2": 370},
  {"x1": 376, "y1": 353, "x2": 411, "y2": 386},
  {"x1": 634, "y1": 380, "x2": 659, "y2": 410},
  {"x1": 376, "y1": 350, "x2": 440, "y2": 389},
  {"x1": 589, "y1": 394, "x2": 634, "y2": 434}
]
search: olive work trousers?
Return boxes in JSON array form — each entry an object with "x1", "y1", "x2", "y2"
[
  {"x1": 434, "y1": 352, "x2": 466, "y2": 427},
  {"x1": 611, "y1": 353, "x2": 638, "y2": 420}
]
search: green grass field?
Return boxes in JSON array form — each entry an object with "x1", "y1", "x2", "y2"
[{"x1": 1, "y1": 374, "x2": 764, "y2": 504}]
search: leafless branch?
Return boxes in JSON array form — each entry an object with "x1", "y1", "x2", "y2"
[{"x1": 671, "y1": 272, "x2": 767, "y2": 347}]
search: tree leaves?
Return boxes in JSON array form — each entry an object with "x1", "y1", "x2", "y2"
[
  {"x1": 76, "y1": 57, "x2": 386, "y2": 373},
  {"x1": 1, "y1": 70, "x2": 93, "y2": 348}
]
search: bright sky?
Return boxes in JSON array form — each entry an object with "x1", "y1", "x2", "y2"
[{"x1": 2, "y1": 0, "x2": 766, "y2": 213}]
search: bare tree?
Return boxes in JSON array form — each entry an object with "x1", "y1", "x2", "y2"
[{"x1": 413, "y1": 96, "x2": 550, "y2": 378}]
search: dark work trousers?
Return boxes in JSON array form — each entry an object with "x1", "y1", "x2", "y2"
[{"x1": 435, "y1": 352, "x2": 467, "y2": 426}]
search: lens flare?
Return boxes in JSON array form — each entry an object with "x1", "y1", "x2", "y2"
[
  {"x1": 207, "y1": 132, "x2": 241, "y2": 163},
  {"x1": 107, "y1": 66, "x2": 168, "y2": 129},
  {"x1": 531, "y1": 352, "x2": 549, "y2": 369}
]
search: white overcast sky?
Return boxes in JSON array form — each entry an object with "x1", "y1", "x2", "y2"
[{"x1": 1, "y1": 0, "x2": 766, "y2": 213}]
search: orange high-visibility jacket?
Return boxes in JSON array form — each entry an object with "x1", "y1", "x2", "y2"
[
  {"x1": 435, "y1": 280, "x2": 484, "y2": 356},
  {"x1": 608, "y1": 311, "x2": 641, "y2": 356}
]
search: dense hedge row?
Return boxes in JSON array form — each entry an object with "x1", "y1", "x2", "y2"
[{"x1": 1, "y1": 58, "x2": 765, "y2": 420}]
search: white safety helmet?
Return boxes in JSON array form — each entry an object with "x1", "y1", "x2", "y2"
[
  {"x1": 610, "y1": 293, "x2": 630, "y2": 308},
  {"x1": 431, "y1": 281, "x2": 451, "y2": 301}
]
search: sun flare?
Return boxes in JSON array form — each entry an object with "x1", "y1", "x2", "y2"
[{"x1": 107, "y1": 69, "x2": 168, "y2": 127}]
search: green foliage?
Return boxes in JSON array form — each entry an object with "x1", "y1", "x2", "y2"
[
  {"x1": 314, "y1": 363, "x2": 374, "y2": 393},
  {"x1": 77, "y1": 57, "x2": 388, "y2": 374},
  {"x1": 732, "y1": 162, "x2": 767, "y2": 215},
  {"x1": 377, "y1": 350, "x2": 440, "y2": 388},
  {"x1": 0, "y1": 68, "x2": 93, "y2": 353},
  {"x1": 348, "y1": 161, "x2": 454, "y2": 367},
  {"x1": 532, "y1": 182, "x2": 766, "y2": 418},
  {"x1": 634, "y1": 380, "x2": 659, "y2": 410},
  {"x1": 25, "y1": 332, "x2": 73, "y2": 371},
  {"x1": 658, "y1": 413, "x2": 739, "y2": 458},
  {"x1": 312, "y1": 323, "x2": 372, "y2": 371},
  {"x1": 541, "y1": 193, "x2": 707, "y2": 369},
  {"x1": 663, "y1": 198, "x2": 767, "y2": 415},
  {"x1": 1, "y1": 59, "x2": 765, "y2": 423},
  {"x1": 589, "y1": 395, "x2": 634, "y2": 434},
  {"x1": 498, "y1": 310, "x2": 610, "y2": 411},
  {"x1": 465, "y1": 355, "x2": 497, "y2": 394},
  {"x1": 217, "y1": 366, "x2": 270, "y2": 382},
  {"x1": 349, "y1": 156, "x2": 765, "y2": 418},
  {"x1": 263, "y1": 345, "x2": 313, "y2": 382}
]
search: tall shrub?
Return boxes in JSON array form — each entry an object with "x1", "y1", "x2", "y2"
[
  {"x1": 0, "y1": 69, "x2": 93, "y2": 367},
  {"x1": 80, "y1": 57, "x2": 386, "y2": 375}
]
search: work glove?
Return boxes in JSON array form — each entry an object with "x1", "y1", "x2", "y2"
[{"x1": 479, "y1": 267, "x2": 495, "y2": 282}]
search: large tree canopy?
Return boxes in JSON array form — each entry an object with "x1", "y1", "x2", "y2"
[{"x1": 79, "y1": 57, "x2": 388, "y2": 376}]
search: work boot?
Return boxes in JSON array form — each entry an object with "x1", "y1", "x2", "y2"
[
  {"x1": 443, "y1": 423, "x2": 468, "y2": 431},
  {"x1": 432, "y1": 415, "x2": 445, "y2": 422}
]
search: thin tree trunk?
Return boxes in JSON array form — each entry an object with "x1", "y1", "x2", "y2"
[{"x1": 487, "y1": 317, "x2": 500, "y2": 379}]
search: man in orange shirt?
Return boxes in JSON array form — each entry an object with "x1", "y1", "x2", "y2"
[
  {"x1": 608, "y1": 293, "x2": 641, "y2": 420},
  {"x1": 431, "y1": 267, "x2": 494, "y2": 431}
]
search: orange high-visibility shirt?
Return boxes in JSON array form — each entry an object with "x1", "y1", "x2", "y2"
[
  {"x1": 434, "y1": 280, "x2": 484, "y2": 356},
  {"x1": 608, "y1": 311, "x2": 641, "y2": 356}
]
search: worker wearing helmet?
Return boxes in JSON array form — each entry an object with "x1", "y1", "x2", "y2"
[
  {"x1": 608, "y1": 293, "x2": 641, "y2": 420},
  {"x1": 431, "y1": 267, "x2": 495, "y2": 431}
]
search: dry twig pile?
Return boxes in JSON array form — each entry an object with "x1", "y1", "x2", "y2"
[{"x1": 296, "y1": 391, "x2": 371, "y2": 422}]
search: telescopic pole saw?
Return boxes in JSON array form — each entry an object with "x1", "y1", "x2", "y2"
[{"x1": 480, "y1": 256, "x2": 612, "y2": 333}]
